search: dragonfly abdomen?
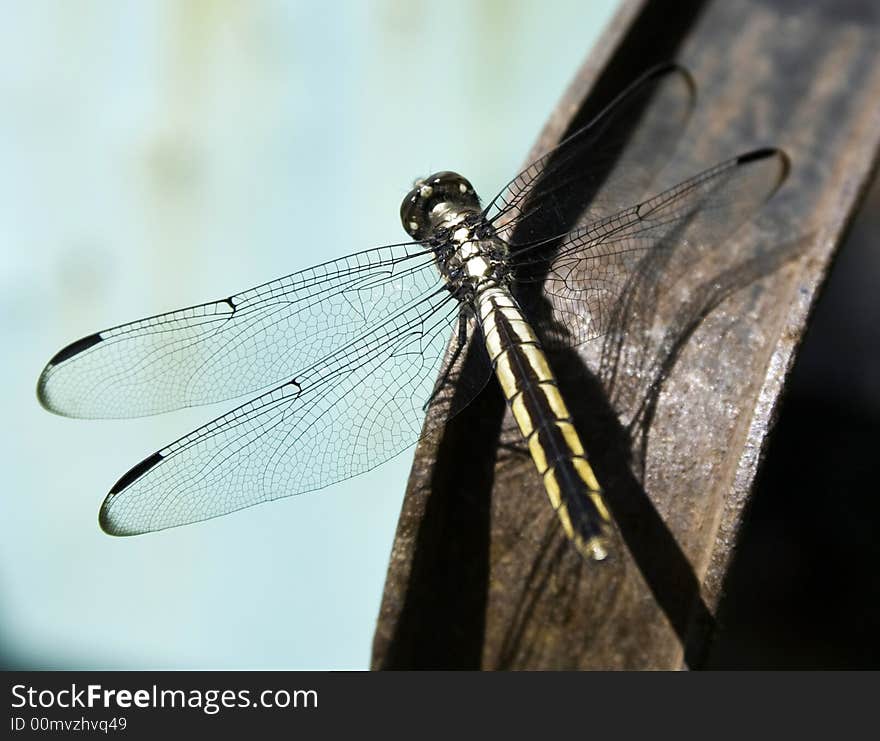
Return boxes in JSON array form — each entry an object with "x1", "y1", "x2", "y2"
[{"x1": 478, "y1": 285, "x2": 612, "y2": 561}]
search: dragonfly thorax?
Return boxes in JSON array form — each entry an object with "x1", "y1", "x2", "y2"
[
  {"x1": 435, "y1": 226, "x2": 510, "y2": 299},
  {"x1": 401, "y1": 171, "x2": 509, "y2": 298}
]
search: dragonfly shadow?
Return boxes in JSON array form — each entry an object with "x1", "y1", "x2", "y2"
[{"x1": 378, "y1": 341, "x2": 504, "y2": 669}]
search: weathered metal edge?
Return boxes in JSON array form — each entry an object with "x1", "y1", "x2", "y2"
[{"x1": 701, "y1": 98, "x2": 880, "y2": 611}]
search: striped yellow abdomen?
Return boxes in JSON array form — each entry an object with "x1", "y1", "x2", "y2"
[{"x1": 478, "y1": 285, "x2": 612, "y2": 561}]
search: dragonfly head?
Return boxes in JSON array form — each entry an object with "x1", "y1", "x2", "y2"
[{"x1": 401, "y1": 171, "x2": 480, "y2": 240}]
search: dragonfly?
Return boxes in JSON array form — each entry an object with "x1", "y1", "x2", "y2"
[{"x1": 37, "y1": 64, "x2": 788, "y2": 561}]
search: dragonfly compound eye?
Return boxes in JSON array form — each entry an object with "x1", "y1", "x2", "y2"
[{"x1": 400, "y1": 171, "x2": 479, "y2": 240}]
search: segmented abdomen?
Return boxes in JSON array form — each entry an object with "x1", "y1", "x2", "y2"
[{"x1": 477, "y1": 285, "x2": 612, "y2": 561}]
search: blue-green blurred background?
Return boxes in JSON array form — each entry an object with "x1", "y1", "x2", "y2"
[{"x1": 0, "y1": 0, "x2": 617, "y2": 668}]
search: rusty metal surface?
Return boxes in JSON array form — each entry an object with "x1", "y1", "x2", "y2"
[{"x1": 371, "y1": 0, "x2": 880, "y2": 669}]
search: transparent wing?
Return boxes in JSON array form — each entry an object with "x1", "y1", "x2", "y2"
[
  {"x1": 98, "y1": 286, "x2": 490, "y2": 535},
  {"x1": 485, "y1": 63, "x2": 695, "y2": 245},
  {"x1": 517, "y1": 149, "x2": 790, "y2": 348},
  {"x1": 37, "y1": 242, "x2": 439, "y2": 418}
]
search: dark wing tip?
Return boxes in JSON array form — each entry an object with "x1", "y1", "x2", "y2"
[
  {"x1": 736, "y1": 147, "x2": 777, "y2": 163},
  {"x1": 37, "y1": 333, "x2": 104, "y2": 414},
  {"x1": 737, "y1": 146, "x2": 790, "y2": 170},
  {"x1": 100, "y1": 451, "x2": 165, "y2": 536},
  {"x1": 736, "y1": 147, "x2": 791, "y2": 194},
  {"x1": 108, "y1": 451, "x2": 164, "y2": 495},
  {"x1": 47, "y1": 332, "x2": 103, "y2": 367}
]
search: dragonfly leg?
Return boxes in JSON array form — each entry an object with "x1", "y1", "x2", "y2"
[{"x1": 422, "y1": 308, "x2": 471, "y2": 412}]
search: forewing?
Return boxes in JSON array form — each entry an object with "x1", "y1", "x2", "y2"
[
  {"x1": 98, "y1": 287, "x2": 487, "y2": 534},
  {"x1": 37, "y1": 242, "x2": 437, "y2": 418}
]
